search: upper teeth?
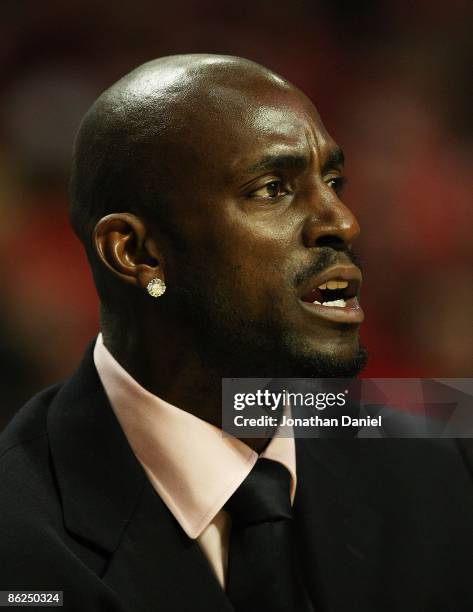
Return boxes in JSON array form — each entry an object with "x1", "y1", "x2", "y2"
[{"x1": 318, "y1": 280, "x2": 349, "y2": 290}]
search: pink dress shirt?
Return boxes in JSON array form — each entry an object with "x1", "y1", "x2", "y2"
[{"x1": 93, "y1": 333, "x2": 297, "y2": 588}]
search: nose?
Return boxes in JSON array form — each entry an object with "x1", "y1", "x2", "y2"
[{"x1": 301, "y1": 188, "x2": 360, "y2": 250}]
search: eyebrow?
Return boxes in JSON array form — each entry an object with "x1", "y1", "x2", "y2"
[
  {"x1": 243, "y1": 147, "x2": 345, "y2": 177},
  {"x1": 321, "y1": 147, "x2": 345, "y2": 173},
  {"x1": 244, "y1": 154, "x2": 309, "y2": 176}
]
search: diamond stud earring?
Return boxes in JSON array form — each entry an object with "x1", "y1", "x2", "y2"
[{"x1": 147, "y1": 277, "x2": 166, "y2": 298}]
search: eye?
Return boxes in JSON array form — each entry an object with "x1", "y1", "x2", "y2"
[
  {"x1": 326, "y1": 176, "x2": 347, "y2": 195},
  {"x1": 250, "y1": 180, "x2": 288, "y2": 200}
]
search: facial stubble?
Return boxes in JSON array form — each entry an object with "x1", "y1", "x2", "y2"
[{"x1": 170, "y1": 264, "x2": 367, "y2": 379}]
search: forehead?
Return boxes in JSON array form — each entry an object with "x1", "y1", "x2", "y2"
[
  {"x1": 137, "y1": 73, "x2": 340, "y2": 198},
  {"x1": 234, "y1": 102, "x2": 334, "y2": 175},
  {"x1": 190, "y1": 85, "x2": 337, "y2": 179}
]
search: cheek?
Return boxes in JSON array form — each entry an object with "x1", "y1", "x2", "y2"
[
  {"x1": 172, "y1": 202, "x2": 298, "y2": 301},
  {"x1": 216, "y1": 217, "x2": 293, "y2": 270},
  {"x1": 220, "y1": 243, "x2": 295, "y2": 315}
]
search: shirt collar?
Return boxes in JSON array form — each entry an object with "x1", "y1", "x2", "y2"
[{"x1": 93, "y1": 333, "x2": 297, "y2": 539}]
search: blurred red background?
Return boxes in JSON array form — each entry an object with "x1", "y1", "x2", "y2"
[{"x1": 1, "y1": 0, "x2": 473, "y2": 427}]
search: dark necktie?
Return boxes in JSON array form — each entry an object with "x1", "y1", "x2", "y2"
[{"x1": 225, "y1": 458, "x2": 314, "y2": 611}]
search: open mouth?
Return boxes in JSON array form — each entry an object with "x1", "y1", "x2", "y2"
[
  {"x1": 298, "y1": 265, "x2": 364, "y2": 324},
  {"x1": 300, "y1": 278, "x2": 359, "y2": 308}
]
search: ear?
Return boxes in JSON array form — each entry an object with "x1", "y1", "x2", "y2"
[{"x1": 93, "y1": 213, "x2": 164, "y2": 291}]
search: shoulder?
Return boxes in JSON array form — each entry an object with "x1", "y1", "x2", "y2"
[
  {"x1": 0, "y1": 384, "x2": 80, "y2": 573},
  {"x1": 0, "y1": 383, "x2": 64, "y2": 506},
  {"x1": 0, "y1": 384, "x2": 113, "y2": 602},
  {"x1": 0, "y1": 381, "x2": 63, "y2": 536},
  {"x1": 0, "y1": 383, "x2": 60, "y2": 512},
  {"x1": 0, "y1": 382, "x2": 61, "y2": 451}
]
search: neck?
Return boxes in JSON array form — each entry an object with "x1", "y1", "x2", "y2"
[{"x1": 101, "y1": 313, "x2": 269, "y2": 453}]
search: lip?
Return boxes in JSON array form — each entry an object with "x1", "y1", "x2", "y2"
[
  {"x1": 298, "y1": 264, "x2": 364, "y2": 325},
  {"x1": 299, "y1": 264, "x2": 362, "y2": 298},
  {"x1": 299, "y1": 296, "x2": 364, "y2": 324}
]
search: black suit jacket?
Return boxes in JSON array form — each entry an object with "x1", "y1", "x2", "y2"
[{"x1": 1, "y1": 343, "x2": 473, "y2": 611}]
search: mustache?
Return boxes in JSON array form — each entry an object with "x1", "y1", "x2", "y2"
[{"x1": 293, "y1": 248, "x2": 363, "y2": 288}]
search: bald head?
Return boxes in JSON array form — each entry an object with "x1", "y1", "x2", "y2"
[{"x1": 69, "y1": 54, "x2": 296, "y2": 255}]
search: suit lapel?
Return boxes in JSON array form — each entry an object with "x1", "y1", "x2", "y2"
[
  {"x1": 294, "y1": 437, "x2": 384, "y2": 611},
  {"x1": 48, "y1": 342, "x2": 232, "y2": 612}
]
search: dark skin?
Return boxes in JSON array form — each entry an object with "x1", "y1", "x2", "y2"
[{"x1": 85, "y1": 55, "x2": 364, "y2": 451}]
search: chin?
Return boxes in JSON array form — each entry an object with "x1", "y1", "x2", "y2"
[
  {"x1": 280, "y1": 333, "x2": 368, "y2": 379},
  {"x1": 324, "y1": 336, "x2": 362, "y2": 361}
]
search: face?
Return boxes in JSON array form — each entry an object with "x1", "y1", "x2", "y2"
[{"x1": 152, "y1": 79, "x2": 367, "y2": 378}]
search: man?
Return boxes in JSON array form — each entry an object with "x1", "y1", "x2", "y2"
[{"x1": 1, "y1": 54, "x2": 473, "y2": 611}]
